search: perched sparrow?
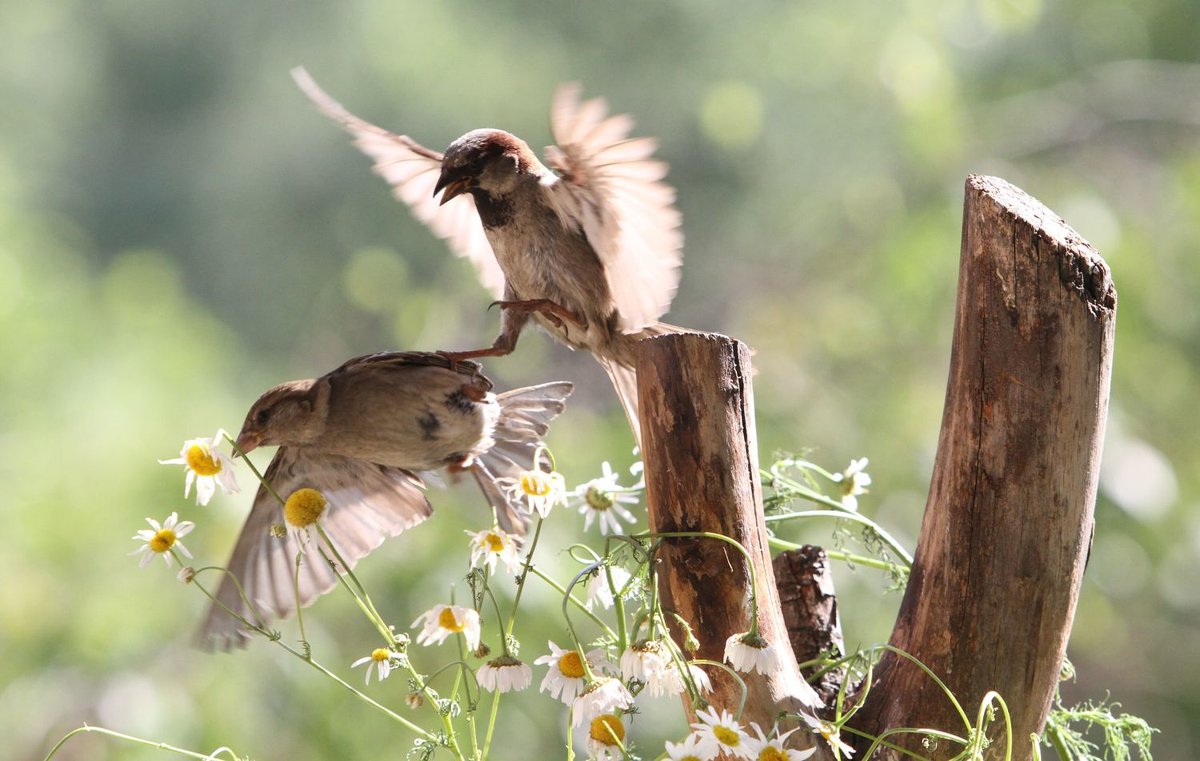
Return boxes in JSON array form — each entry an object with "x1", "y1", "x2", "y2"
[
  {"x1": 196, "y1": 351, "x2": 571, "y2": 650},
  {"x1": 292, "y1": 68, "x2": 684, "y2": 442}
]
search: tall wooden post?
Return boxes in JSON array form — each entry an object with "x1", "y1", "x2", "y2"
[{"x1": 851, "y1": 175, "x2": 1117, "y2": 759}]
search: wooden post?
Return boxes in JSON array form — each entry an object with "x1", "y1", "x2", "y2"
[
  {"x1": 851, "y1": 176, "x2": 1117, "y2": 759},
  {"x1": 636, "y1": 333, "x2": 824, "y2": 724}
]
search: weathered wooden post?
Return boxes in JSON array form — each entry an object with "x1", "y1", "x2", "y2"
[
  {"x1": 850, "y1": 175, "x2": 1116, "y2": 758},
  {"x1": 636, "y1": 333, "x2": 825, "y2": 725}
]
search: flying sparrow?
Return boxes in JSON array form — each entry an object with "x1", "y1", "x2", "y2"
[
  {"x1": 196, "y1": 351, "x2": 572, "y2": 651},
  {"x1": 291, "y1": 68, "x2": 684, "y2": 442}
]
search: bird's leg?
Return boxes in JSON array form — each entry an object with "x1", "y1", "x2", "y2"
[
  {"x1": 489, "y1": 298, "x2": 585, "y2": 330},
  {"x1": 438, "y1": 342, "x2": 513, "y2": 363},
  {"x1": 438, "y1": 305, "x2": 529, "y2": 363}
]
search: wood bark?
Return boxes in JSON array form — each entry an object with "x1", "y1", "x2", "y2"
[
  {"x1": 774, "y1": 546, "x2": 846, "y2": 706},
  {"x1": 636, "y1": 333, "x2": 824, "y2": 725},
  {"x1": 850, "y1": 175, "x2": 1117, "y2": 759}
]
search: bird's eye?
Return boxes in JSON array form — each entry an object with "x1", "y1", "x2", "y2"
[{"x1": 255, "y1": 408, "x2": 272, "y2": 426}]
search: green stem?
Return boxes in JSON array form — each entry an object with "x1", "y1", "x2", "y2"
[
  {"x1": 275, "y1": 639, "x2": 438, "y2": 742},
  {"x1": 528, "y1": 565, "x2": 616, "y2": 638},
  {"x1": 292, "y1": 550, "x2": 308, "y2": 649},
  {"x1": 481, "y1": 688, "x2": 502, "y2": 761},
  {"x1": 764, "y1": 509, "x2": 914, "y2": 566},
  {"x1": 561, "y1": 562, "x2": 603, "y2": 681},
  {"x1": 401, "y1": 657, "x2": 466, "y2": 759},
  {"x1": 315, "y1": 542, "x2": 393, "y2": 645},
  {"x1": 646, "y1": 531, "x2": 761, "y2": 636},
  {"x1": 768, "y1": 537, "x2": 906, "y2": 573},
  {"x1": 841, "y1": 725, "x2": 940, "y2": 761},
  {"x1": 226, "y1": 434, "x2": 285, "y2": 507},
  {"x1": 484, "y1": 583, "x2": 510, "y2": 657},
  {"x1": 605, "y1": 562, "x2": 629, "y2": 652},
  {"x1": 505, "y1": 517, "x2": 545, "y2": 637},
  {"x1": 44, "y1": 725, "x2": 244, "y2": 761},
  {"x1": 974, "y1": 691, "x2": 1013, "y2": 760},
  {"x1": 879, "y1": 644, "x2": 971, "y2": 730}
]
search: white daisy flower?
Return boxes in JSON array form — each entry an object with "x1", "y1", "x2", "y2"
[
  {"x1": 620, "y1": 638, "x2": 671, "y2": 684},
  {"x1": 691, "y1": 706, "x2": 753, "y2": 760},
  {"x1": 476, "y1": 655, "x2": 532, "y2": 693},
  {"x1": 799, "y1": 713, "x2": 856, "y2": 758},
  {"x1": 573, "y1": 461, "x2": 640, "y2": 535},
  {"x1": 572, "y1": 677, "x2": 634, "y2": 727},
  {"x1": 465, "y1": 527, "x2": 523, "y2": 575},
  {"x1": 351, "y1": 647, "x2": 400, "y2": 685},
  {"x1": 647, "y1": 660, "x2": 714, "y2": 699},
  {"x1": 586, "y1": 713, "x2": 627, "y2": 761},
  {"x1": 497, "y1": 466, "x2": 567, "y2": 518},
  {"x1": 411, "y1": 604, "x2": 481, "y2": 650},
  {"x1": 725, "y1": 631, "x2": 781, "y2": 675},
  {"x1": 159, "y1": 430, "x2": 240, "y2": 505},
  {"x1": 534, "y1": 641, "x2": 604, "y2": 704},
  {"x1": 130, "y1": 512, "x2": 195, "y2": 568},
  {"x1": 619, "y1": 637, "x2": 710, "y2": 698},
  {"x1": 585, "y1": 566, "x2": 637, "y2": 610},
  {"x1": 744, "y1": 725, "x2": 817, "y2": 761},
  {"x1": 664, "y1": 733, "x2": 708, "y2": 761},
  {"x1": 831, "y1": 457, "x2": 871, "y2": 511}
]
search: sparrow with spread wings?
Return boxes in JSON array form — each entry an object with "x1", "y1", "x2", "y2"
[
  {"x1": 291, "y1": 68, "x2": 684, "y2": 442},
  {"x1": 196, "y1": 351, "x2": 571, "y2": 651}
]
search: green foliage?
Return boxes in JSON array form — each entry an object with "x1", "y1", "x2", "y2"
[{"x1": 1042, "y1": 697, "x2": 1157, "y2": 761}]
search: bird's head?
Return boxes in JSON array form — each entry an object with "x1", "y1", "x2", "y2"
[
  {"x1": 236, "y1": 379, "x2": 321, "y2": 454},
  {"x1": 434, "y1": 129, "x2": 539, "y2": 204}
]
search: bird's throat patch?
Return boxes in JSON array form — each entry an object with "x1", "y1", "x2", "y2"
[{"x1": 472, "y1": 192, "x2": 514, "y2": 229}]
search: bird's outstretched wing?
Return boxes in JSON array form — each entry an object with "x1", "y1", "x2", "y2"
[
  {"x1": 196, "y1": 447, "x2": 432, "y2": 651},
  {"x1": 543, "y1": 84, "x2": 683, "y2": 332},
  {"x1": 291, "y1": 67, "x2": 505, "y2": 298}
]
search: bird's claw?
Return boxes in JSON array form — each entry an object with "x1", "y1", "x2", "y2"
[{"x1": 488, "y1": 299, "x2": 585, "y2": 330}]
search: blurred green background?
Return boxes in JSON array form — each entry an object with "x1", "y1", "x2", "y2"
[{"x1": 2, "y1": 0, "x2": 1197, "y2": 758}]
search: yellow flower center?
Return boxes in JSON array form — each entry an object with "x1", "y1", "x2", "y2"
[
  {"x1": 484, "y1": 532, "x2": 506, "y2": 552},
  {"x1": 585, "y1": 485, "x2": 614, "y2": 510},
  {"x1": 713, "y1": 725, "x2": 742, "y2": 747},
  {"x1": 284, "y1": 488, "x2": 327, "y2": 527},
  {"x1": 557, "y1": 651, "x2": 586, "y2": 678},
  {"x1": 437, "y1": 607, "x2": 465, "y2": 632},
  {"x1": 185, "y1": 443, "x2": 222, "y2": 476},
  {"x1": 758, "y1": 746, "x2": 787, "y2": 761},
  {"x1": 149, "y1": 529, "x2": 176, "y2": 553},
  {"x1": 679, "y1": 757, "x2": 701, "y2": 761},
  {"x1": 589, "y1": 714, "x2": 625, "y2": 746},
  {"x1": 519, "y1": 470, "x2": 553, "y2": 497},
  {"x1": 371, "y1": 648, "x2": 391, "y2": 662}
]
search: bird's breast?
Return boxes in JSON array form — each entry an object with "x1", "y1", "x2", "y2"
[{"x1": 484, "y1": 203, "x2": 618, "y2": 351}]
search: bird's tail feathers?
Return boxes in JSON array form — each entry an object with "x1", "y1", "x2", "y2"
[
  {"x1": 471, "y1": 381, "x2": 573, "y2": 536},
  {"x1": 597, "y1": 356, "x2": 641, "y2": 450},
  {"x1": 602, "y1": 322, "x2": 695, "y2": 447}
]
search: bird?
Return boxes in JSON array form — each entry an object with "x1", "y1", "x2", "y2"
[
  {"x1": 196, "y1": 351, "x2": 572, "y2": 651},
  {"x1": 291, "y1": 68, "x2": 684, "y2": 443}
]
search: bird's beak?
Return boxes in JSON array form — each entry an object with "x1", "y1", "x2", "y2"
[
  {"x1": 434, "y1": 174, "x2": 472, "y2": 206},
  {"x1": 235, "y1": 430, "x2": 261, "y2": 455}
]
